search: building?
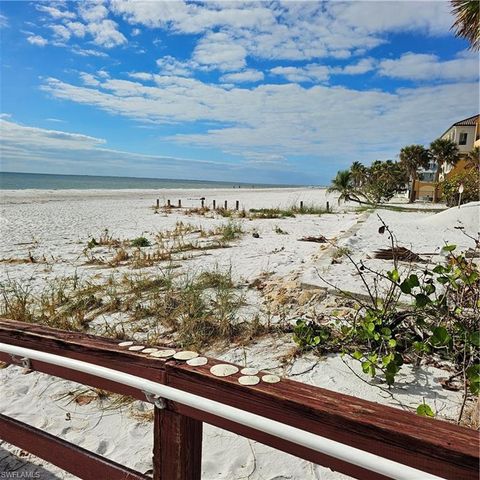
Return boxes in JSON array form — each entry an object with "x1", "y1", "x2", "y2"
[
  {"x1": 439, "y1": 114, "x2": 479, "y2": 181},
  {"x1": 412, "y1": 114, "x2": 479, "y2": 202}
]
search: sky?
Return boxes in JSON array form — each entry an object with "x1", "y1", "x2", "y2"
[{"x1": 0, "y1": 0, "x2": 478, "y2": 185}]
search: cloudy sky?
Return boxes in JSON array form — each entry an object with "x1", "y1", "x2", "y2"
[{"x1": 0, "y1": 1, "x2": 478, "y2": 185}]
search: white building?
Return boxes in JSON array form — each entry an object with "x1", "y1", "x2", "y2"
[{"x1": 439, "y1": 114, "x2": 479, "y2": 180}]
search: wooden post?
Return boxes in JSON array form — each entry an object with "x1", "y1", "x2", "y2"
[
  {"x1": 201, "y1": 199, "x2": 204, "y2": 208},
  {"x1": 235, "y1": 200, "x2": 239, "y2": 210},
  {"x1": 178, "y1": 200, "x2": 182, "y2": 208},
  {"x1": 300, "y1": 201, "x2": 303, "y2": 210},
  {"x1": 156, "y1": 199, "x2": 160, "y2": 208},
  {"x1": 153, "y1": 406, "x2": 202, "y2": 480},
  {"x1": 167, "y1": 200, "x2": 171, "y2": 208},
  {"x1": 326, "y1": 201, "x2": 330, "y2": 212},
  {"x1": 224, "y1": 200, "x2": 228, "y2": 210},
  {"x1": 213, "y1": 200, "x2": 216, "y2": 210}
]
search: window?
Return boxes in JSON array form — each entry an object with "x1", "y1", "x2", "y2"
[{"x1": 459, "y1": 132, "x2": 468, "y2": 145}]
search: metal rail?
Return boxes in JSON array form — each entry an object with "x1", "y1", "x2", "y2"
[{"x1": 0, "y1": 341, "x2": 444, "y2": 480}]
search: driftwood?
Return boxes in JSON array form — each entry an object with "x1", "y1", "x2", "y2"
[
  {"x1": 373, "y1": 247, "x2": 426, "y2": 263},
  {"x1": 298, "y1": 235, "x2": 327, "y2": 243}
]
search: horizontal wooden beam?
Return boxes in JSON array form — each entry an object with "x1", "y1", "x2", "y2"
[
  {"x1": 0, "y1": 319, "x2": 167, "y2": 384},
  {"x1": 0, "y1": 414, "x2": 148, "y2": 480},
  {"x1": 1, "y1": 318, "x2": 478, "y2": 480},
  {"x1": 166, "y1": 359, "x2": 479, "y2": 480}
]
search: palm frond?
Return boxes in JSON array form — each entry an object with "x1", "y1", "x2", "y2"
[{"x1": 451, "y1": 0, "x2": 480, "y2": 50}]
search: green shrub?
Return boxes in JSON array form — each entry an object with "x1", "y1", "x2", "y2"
[
  {"x1": 442, "y1": 169, "x2": 479, "y2": 206},
  {"x1": 131, "y1": 237, "x2": 151, "y2": 248}
]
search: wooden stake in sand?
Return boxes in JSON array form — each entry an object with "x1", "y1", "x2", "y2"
[
  {"x1": 224, "y1": 200, "x2": 228, "y2": 210},
  {"x1": 213, "y1": 200, "x2": 216, "y2": 209},
  {"x1": 156, "y1": 199, "x2": 159, "y2": 208},
  {"x1": 178, "y1": 199, "x2": 182, "y2": 208},
  {"x1": 167, "y1": 199, "x2": 171, "y2": 208},
  {"x1": 235, "y1": 200, "x2": 239, "y2": 210}
]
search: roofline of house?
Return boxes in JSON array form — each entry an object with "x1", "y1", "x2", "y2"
[{"x1": 439, "y1": 114, "x2": 479, "y2": 139}]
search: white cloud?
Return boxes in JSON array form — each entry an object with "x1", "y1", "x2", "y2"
[
  {"x1": 378, "y1": 51, "x2": 479, "y2": 82},
  {"x1": 270, "y1": 64, "x2": 330, "y2": 83},
  {"x1": 50, "y1": 24, "x2": 71, "y2": 41},
  {"x1": 86, "y1": 19, "x2": 127, "y2": 48},
  {"x1": 220, "y1": 69, "x2": 264, "y2": 83},
  {"x1": 36, "y1": 5, "x2": 75, "y2": 20},
  {"x1": 78, "y1": 2, "x2": 109, "y2": 23},
  {"x1": 65, "y1": 21, "x2": 86, "y2": 38},
  {"x1": 192, "y1": 32, "x2": 247, "y2": 71},
  {"x1": 1, "y1": 118, "x2": 280, "y2": 181},
  {"x1": 0, "y1": 14, "x2": 8, "y2": 28},
  {"x1": 330, "y1": 1, "x2": 452, "y2": 37},
  {"x1": 80, "y1": 72, "x2": 101, "y2": 86},
  {"x1": 71, "y1": 46, "x2": 108, "y2": 57},
  {"x1": 1, "y1": 118, "x2": 105, "y2": 150},
  {"x1": 39, "y1": 73, "x2": 477, "y2": 166},
  {"x1": 156, "y1": 56, "x2": 194, "y2": 77},
  {"x1": 45, "y1": 118, "x2": 66, "y2": 123},
  {"x1": 27, "y1": 35, "x2": 48, "y2": 47},
  {"x1": 332, "y1": 58, "x2": 376, "y2": 75},
  {"x1": 109, "y1": 0, "x2": 455, "y2": 63},
  {"x1": 131, "y1": 28, "x2": 141, "y2": 36}
]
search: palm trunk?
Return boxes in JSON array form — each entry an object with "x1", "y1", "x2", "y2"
[
  {"x1": 409, "y1": 175, "x2": 416, "y2": 203},
  {"x1": 432, "y1": 163, "x2": 441, "y2": 203}
]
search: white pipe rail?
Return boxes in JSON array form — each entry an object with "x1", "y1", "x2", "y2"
[{"x1": 0, "y1": 342, "x2": 445, "y2": 480}]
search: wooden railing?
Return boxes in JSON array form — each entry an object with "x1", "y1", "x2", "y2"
[{"x1": 0, "y1": 318, "x2": 478, "y2": 480}]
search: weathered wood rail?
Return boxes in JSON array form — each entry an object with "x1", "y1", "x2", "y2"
[{"x1": 0, "y1": 318, "x2": 478, "y2": 480}]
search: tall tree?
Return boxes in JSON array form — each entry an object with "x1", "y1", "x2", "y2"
[
  {"x1": 429, "y1": 138, "x2": 459, "y2": 202},
  {"x1": 350, "y1": 161, "x2": 367, "y2": 187},
  {"x1": 451, "y1": 0, "x2": 480, "y2": 50},
  {"x1": 399, "y1": 145, "x2": 431, "y2": 203},
  {"x1": 328, "y1": 170, "x2": 366, "y2": 204}
]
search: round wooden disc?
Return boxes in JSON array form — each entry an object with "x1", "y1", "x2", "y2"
[
  {"x1": 142, "y1": 348, "x2": 159, "y2": 354},
  {"x1": 174, "y1": 351, "x2": 199, "y2": 361},
  {"x1": 128, "y1": 345, "x2": 145, "y2": 351},
  {"x1": 238, "y1": 375, "x2": 260, "y2": 386},
  {"x1": 118, "y1": 341, "x2": 134, "y2": 347},
  {"x1": 150, "y1": 349, "x2": 176, "y2": 358},
  {"x1": 261, "y1": 374, "x2": 281, "y2": 384},
  {"x1": 210, "y1": 364, "x2": 239, "y2": 377},
  {"x1": 240, "y1": 367, "x2": 259, "y2": 375},
  {"x1": 186, "y1": 357, "x2": 208, "y2": 366}
]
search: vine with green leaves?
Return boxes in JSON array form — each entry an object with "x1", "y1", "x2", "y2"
[{"x1": 293, "y1": 217, "x2": 479, "y2": 423}]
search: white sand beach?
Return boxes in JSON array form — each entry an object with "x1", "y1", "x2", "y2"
[{"x1": 1, "y1": 188, "x2": 479, "y2": 479}]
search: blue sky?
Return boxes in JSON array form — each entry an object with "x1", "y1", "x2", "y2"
[{"x1": 0, "y1": 1, "x2": 478, "y2": 185}]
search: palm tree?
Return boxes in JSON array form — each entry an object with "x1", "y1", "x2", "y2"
[
  {"x1": 429, "y1": 138, "x2": 459, "y2": 202},
  {"x1": 328, "y1": 170, "x2": 366, "y2": 204},
  {"x1": 465, "y1": 146, "x2": 480, "y2": 170},
  {"x1": 451, "y1": 0, "x2": 480, "y2": 50},
  {"x1": 399, "y1": 145, "x2": 431, "y2": 203},
  {"x1": 350, "y1": 161, "x2": 367, "y2": 187}
]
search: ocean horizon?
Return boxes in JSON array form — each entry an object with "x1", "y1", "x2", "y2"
[{"x1": 0, "y1": 171, "x2": 305, "y2": 190}]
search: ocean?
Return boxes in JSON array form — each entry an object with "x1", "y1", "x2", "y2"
[{"x1": 0, "y1": 172, "x2": 297, "y2": 190}]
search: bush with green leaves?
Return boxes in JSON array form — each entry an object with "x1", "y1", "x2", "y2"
[
  {"x1": 131, "y1": 237, "x2": 151, "y2": 248},
  {"x1": 293, "y1": 221, "x2": 479, "y2": 422},
  {"x1": 441, "y1": 169, "x2": 480, "y2": 206}
]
